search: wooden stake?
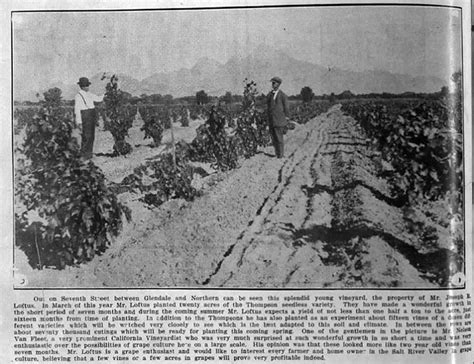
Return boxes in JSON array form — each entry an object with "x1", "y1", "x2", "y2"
[
  {"x1": 170, "y1": 111, "x2": 176, "y2": 171},
  {"x1": 34, "y1": 224, "x2": 42, "y2": 270}
]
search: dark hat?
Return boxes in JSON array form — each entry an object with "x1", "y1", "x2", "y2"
[
  {"x1": 77, "y1": 77, "x2": 91, "y2": 87},
  {"x1": 270, "y1": 76, "x2": 282, "y2": 84}
]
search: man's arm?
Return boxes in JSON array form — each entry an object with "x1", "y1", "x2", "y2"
[
  {"x1": 92, "y1": 93, "x2": 104, "y2": 103},
  {"x1": 282, "y1": 93, "x2": 290, "y2": 117}
]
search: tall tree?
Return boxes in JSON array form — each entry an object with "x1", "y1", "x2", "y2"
[
  {"x1": 222, "y1": 91, "x2": 232, "y2": 105},
  {"x1": 43, "y1": 87, "x2": 62, "y2": 107},
  {"x1": 300, "y1": 86, "x2": 314, "y2": 103},
  {"x1": 196, "y1": 90, "x2": 209, "y2": 105}
]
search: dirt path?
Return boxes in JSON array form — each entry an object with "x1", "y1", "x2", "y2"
[
  {"x1": 207, "y1": 106, "x2": 441, "y2": 288},
  {"x1": 18, "y1": 105, "x2": 459, "y2": 288}
]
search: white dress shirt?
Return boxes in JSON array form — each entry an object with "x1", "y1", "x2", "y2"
[
  {"x1": 74, "y1": 90, "x2": 104, "y2": 124},
  {"x1": 273, "y1": 89, "x2": 280, "y2": 100}
]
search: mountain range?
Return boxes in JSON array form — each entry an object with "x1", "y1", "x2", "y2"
[{"x1": 16, "y1": 46, "x2": 446, "y2": 101}]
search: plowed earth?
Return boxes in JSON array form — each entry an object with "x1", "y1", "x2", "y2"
[{"x1": 16, "y1": 105, "x2": 462, "y2": 288}]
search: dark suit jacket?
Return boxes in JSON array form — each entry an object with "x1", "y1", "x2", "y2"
[{"x1": 267, "y1": 89, "x2": 289, "y2": 127}]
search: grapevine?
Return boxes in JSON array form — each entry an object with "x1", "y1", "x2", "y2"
[
  {"x1": 140, "y1": 106, "x2": 164, "y2": 147},
  {"x1": 179, "y1": 105, "x2": 190, "y2": 127},
  {"x1": 103, "y1": 75, "x2": 134, "y2": 156},
  {"x1": 15, "y1": 95, "x2": 130, "y2": 269},
  {"x1": 13, "y1": 107, "x2": 40, "y2": 135},
  {"x1": 190, "y1": 105, "x2": 239, "y2": 171},
  {"x1": 117, "y1": 146, "x2": 198, "y2": 207},
  {"x1": 289, "y1": 100, "x2": 332, "y2": 125},
  {"x1": 341, "y1": 92, "x2": 463, "y2": 214}
]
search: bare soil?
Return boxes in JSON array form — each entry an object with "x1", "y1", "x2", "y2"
[{"x1": 15, "y1": 105, "x2": 461, "y2": 288}]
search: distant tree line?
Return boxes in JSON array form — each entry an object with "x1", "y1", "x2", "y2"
[
  {"x1": 15, "y1": 84, "x2": 450, "y2": 108},
  {"x1": 289, "y1": 86, "x2": 449, "y2": 102}
]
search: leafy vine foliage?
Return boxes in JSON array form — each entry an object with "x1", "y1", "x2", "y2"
[
  {"x1": 103, "y1": 75, "x2": 134, "y2": 155},
  {"x1": 190, "y1": 104, "x2": 240, "y2": 171},
  {"x1": 118, "y1": 81, "x2": 278, "y2": 205},
  {"x1": 140, "y1": 106, "x2": 164, "y2": 147},
  {"x1": 234, "y1": 80, "x2": 271, "y2": 157},
  {"x1": 15, "y1": 91, "x2": 130, "y2": 269},
  {"x1": 189, "y1": 80, "x2": 272, "y2": 171},
  {"x1": 189, "y1": 105, "x2": 207, "y2": 121},
  {"x1": 139, "y1": 105, "x2": 172, "y2": 130},
  {"x1": 116, "y1": 140, "x2": 198, "y2": 207},
  {"x1": 14, "y1": 107, "x2": 40, "y2": 135},
  {"x1": 178, "y1": 106, "x2": 190, "y2": 127},
  {"x1": 289, "y1": 100, "x2": 331, "y2": 125},
  {"x1": 341, "y1": 72, "x2": 463, "y2": 215}
]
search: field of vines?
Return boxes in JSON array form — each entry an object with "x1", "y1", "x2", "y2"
[
  {"x1": 340, "y1": 92, "x2": 464, "y2": 263},
  {"x1": 13, "y1": 67, "x2": 465, "y2": 289},
  {"x1": 341, "y1": 97, "x2": 463, "y2": 210},
  {"x1": 14, "y1": 79, "x2": 331, "y2": 270}
]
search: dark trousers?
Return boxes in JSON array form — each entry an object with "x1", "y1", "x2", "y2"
[
  {"x1": 80, "y1": 109, "x2": 97, "y2": 159},
  {"x1": 270, "y1": 126, "x2": 285, "y2": 158}
]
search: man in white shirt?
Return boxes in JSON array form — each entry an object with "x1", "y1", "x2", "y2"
[{"x1": 74, "y1": 77, "x2": 104, "y2": 159}]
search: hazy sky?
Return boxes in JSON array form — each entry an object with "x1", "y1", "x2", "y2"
[{"x1": 13, "y1": 5, "x2": 462, "y2": 96}]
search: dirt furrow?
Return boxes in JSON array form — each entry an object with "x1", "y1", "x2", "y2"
[
  {"x1": 208, "y1": 113, "x2": 336, "y2": 287},
  {"x1": 78, "y1": 108, "x2": 330, "y2": 287},
  {"x1": 317, "y1": 108, "x2": 456, "y2": 287},
  {"x1": 207, "y1": 114, "x2": 332, "y2": 286},
  {"x1": 215, "y1": 106, "x2": 447, "y2": 288}
]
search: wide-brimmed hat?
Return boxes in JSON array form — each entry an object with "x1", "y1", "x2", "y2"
[
  {"x1": 270, "y1": 76, "x2": 282, "y2": 84},
  {"x1": 77, "y1": 77, "x2": 91, "y2": 87}
]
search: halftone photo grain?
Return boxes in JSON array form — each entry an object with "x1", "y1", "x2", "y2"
[{"x1": 12, "y1": 5, "x2": 466, "y2": 288}]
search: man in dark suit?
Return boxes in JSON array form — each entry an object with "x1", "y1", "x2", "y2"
[{"x1": 267, "y1": 76, "x2": 289, "y2": 158}]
